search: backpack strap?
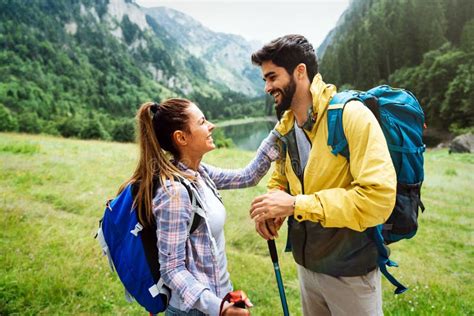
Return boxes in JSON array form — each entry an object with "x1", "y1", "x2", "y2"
[
  {"x1": 96, "y1": 218, "x2": 115, "y2": 272},
  {"x1": 372, "y1": 225, "x2": 408, "y2": 294},
  {"x1": 388, "y1": 143, "x2": 426, "y2": 154},
  {"x1": 179, "y1": 177, "x2": 203, "y2": 234},
  {"x1": 269, "y1": 129, "x2": 294, "y2": 253},
  {"x1": 135, "y1": 177, "x2": 202, "y2": 303},
  {"x1": 327, "y1": 91, "x2": 361, "y2": 159}
]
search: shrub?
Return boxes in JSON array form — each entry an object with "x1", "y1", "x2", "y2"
[
  {"x1": 56, "y1": 116, "x2": 84, "y2": 138},
  {"x1": 111, "y1": 118, "x2": 135, "y2": 143},
  {"x1": 213, "y1": 128, "x2": 234, "y2": 148},
  {"x1": 80, "y1": 117, "x2": 110, "y2": 140},
  {"x1": 448, "y1": 123, "x2": 474, "y2": 136},
  {"x1": 17, "y1": 111, "x2": 42, "y2": 134},
  {"x1": 0, "y1": 104, "x2": 19, "y2": 132},
  {"x1": 41, "y1": 120, "x2": 60, "y2": 136}
]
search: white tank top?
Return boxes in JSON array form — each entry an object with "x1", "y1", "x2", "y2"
[{"x1": 198, "y1": 177, "x2": 232, "y2": 293}]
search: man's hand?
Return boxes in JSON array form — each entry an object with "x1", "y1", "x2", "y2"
[
  {"x1": 250, "y1": 190, "x2": 295, "y2": 222},
  {"x1": 255, "y1": 217, "x2": 286, "y2": 240}
]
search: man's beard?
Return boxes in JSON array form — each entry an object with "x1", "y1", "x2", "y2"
[{"x1": 274, "y1": 78, "x2": 296, "y2": 120}]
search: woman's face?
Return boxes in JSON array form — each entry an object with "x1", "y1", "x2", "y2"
[{"x1": 184, "y1": 103, "x2": 216, "y2": 156}]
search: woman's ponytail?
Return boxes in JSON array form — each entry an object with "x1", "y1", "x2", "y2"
[{"x1": 119, "y1": 99, "x2": 192, "y2": 226}]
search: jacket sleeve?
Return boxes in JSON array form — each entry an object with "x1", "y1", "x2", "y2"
[
  {"x1": 293, "y1": 101, "x2": 397, "y2": 231},
  {"x1": 155, "y1": 183, "x2": 220, "y2": 314},
  {"x1": 203, "y1": 131, "x2": 279, "y2": 190}
]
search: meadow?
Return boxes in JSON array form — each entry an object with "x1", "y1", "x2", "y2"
[{"x1": 0, "y1": 133, "x2": 473, "y2": 315}]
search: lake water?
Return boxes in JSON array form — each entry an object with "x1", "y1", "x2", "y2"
[
  {"x1": 221, "y1": 120, "x2": 444, "y2": 151},
  {"x1": 219, "y1": 120, "x2": 276, "y2": 151}
]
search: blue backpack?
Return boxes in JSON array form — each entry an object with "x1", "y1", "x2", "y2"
[
  {"x1": 97, "y1": 177, "x2": 202, "y2": 314},
  {"x1": 327, "y1": 85, "x2": 426, "y2": 294}
]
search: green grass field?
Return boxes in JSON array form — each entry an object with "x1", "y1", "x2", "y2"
[{"x1": 1, "y1": 133, "x2": 473, "y2": 315}]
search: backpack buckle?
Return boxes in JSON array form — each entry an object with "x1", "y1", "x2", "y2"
[
  {"x1": 130, "y1": 223, "x2": 143, "y2": 237},
  {"x1": 106, "y1": 199, "x2": 113, "y2": 211}
]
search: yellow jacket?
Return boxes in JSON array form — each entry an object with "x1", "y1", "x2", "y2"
[{"x1": 269, "y1": 74, "x2": 396, "y2": 232}]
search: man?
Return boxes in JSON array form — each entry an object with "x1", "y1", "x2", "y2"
[{"x1": 249, "y1": 34, "x2": 396, "y2": 315}]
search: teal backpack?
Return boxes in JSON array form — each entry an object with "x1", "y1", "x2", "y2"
[{"x1": 327, "y1": 85, "x2": 426, "y2": 294}]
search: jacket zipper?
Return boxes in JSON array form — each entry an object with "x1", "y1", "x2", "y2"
[
  {"x1": 300, "y1": 174, "x2": 307, "y2": 267},
  {"x1": 300, "y1": 128, "x2": 311, "y2": 267}
]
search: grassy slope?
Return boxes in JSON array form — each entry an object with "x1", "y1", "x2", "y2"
[{"x1": 0, "y1": 133, "x2": 472, "y2": 315}]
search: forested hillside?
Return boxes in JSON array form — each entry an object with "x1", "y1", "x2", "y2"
[
  {"x1": 0, "y1": 0, "x2": 265, "y2": 142},
  {"x1": 319, "y1": 0, "x2": 474, "y2": 132}
]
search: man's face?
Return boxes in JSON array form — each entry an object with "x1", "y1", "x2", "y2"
[{"x1": 261, "y1": 61, "x2": 297, "y2": 120}]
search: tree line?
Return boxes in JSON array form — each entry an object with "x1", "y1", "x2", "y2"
[{"x1": 319, "y1": 0, "x2": 474, "y2": 133}]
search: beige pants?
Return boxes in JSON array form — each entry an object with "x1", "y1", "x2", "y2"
[{"x1": 297, "y1": 264, "x2": 383, "y2": 316}]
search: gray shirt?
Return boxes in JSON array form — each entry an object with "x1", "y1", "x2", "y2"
[{"x1": 294, "y1": 122, "x2": 311, "y2": 171}]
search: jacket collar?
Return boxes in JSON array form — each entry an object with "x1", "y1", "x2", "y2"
[{"x1": 275, "y1": 73, "x2": 337, "y2": 137}]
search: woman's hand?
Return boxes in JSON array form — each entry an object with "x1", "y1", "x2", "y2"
[
  {"x1": 221, "y1": 303, "x2": 251, "y2": 315},
  {"x1": 220, "y1": 290, "x2": 252, "y2": 316}
]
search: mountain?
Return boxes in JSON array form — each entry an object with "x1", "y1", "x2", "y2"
[
  {"x1": 317, "y1": 0, "x2": 474, "y2": 131},
  {"x1": 144, "y1": 7, "x2": 262, "y2": 97},
  {"x1": 316, "y1": 4, "x2": 349, "y2": 60},
  {"x1": 0, "y1": 0, "x2": 265, "y2": 141}
]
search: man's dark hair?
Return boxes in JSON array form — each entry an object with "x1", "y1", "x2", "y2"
[{"x1": 251, "y1": 34, "x2": 318, "y2": 80}]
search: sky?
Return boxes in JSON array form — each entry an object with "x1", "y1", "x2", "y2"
[{"x1": 134, "y1": 0, "x2": 350, "y2": 49}]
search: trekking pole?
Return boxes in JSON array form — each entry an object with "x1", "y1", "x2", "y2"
[{"x1": 268, "y1": 239, "x2": 290, "y2": 316}]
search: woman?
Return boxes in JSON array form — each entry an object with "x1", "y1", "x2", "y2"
[{"x1": 121, "y1": 99, "x2": 279, "y2": 315}]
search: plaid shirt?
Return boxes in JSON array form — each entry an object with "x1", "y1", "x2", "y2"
[{"x1": 153, "y1": 135, "x2": 279, "y2": 315}]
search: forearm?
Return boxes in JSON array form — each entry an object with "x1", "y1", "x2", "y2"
[
  {"x1": 193, "y1": 289, "x2": 222, "y2": 316},
  {"x1": 294, "y1": 182, "x2": 396, "y2": 231},
  {"x1": 160, "y1": 262, "x2": 214, "y2": 313},
  {"x1": 205, "y1": 132, "x2": 279, "y2": 189}
]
